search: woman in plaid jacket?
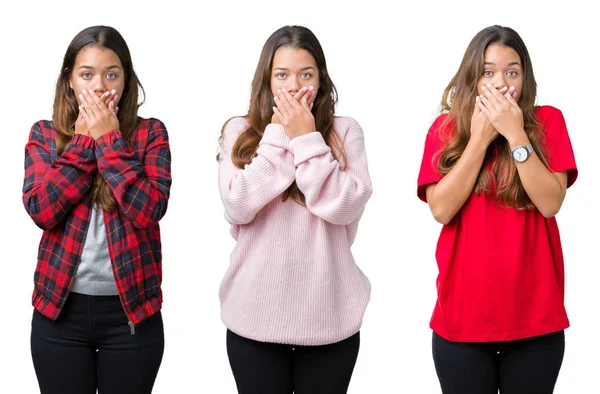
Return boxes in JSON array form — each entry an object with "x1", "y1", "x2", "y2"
[{"x1": 23, "y1": 25, "x2": 171, "y2": 394}]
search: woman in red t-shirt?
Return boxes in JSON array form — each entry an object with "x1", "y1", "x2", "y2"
[{"x1": 417, "y1": 25, "x2": 577, "y2": 394}]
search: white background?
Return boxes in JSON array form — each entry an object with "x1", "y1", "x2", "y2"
[{"x1": 1, "y1": 0, "x2": 598, "y2": 392}]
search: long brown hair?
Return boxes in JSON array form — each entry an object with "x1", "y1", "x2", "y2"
[
  {"x1": 219, "y1": 25, "x2": 346, "y2": 204},
  {"x1": 53, "y1": 25, "x2": 144, "y2": 212},
  {"x1": 438, "y1": 25, "x2": 549, "y2": 209}
]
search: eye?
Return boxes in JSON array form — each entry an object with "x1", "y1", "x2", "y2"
[
  {"x1": 507, "y1": 70, "x2": 518, "y2": 77},
  {"x1": 106, "y1": 72, "x2": 118, "y2": 80},
  {"x1": 483, "y1": 70, "x2": 493, "y2": 77},
  {"x1": 300, "y1": 73, "x2": 312, "y2": 79},
  {"x1": 82, "y1": 72, "x2": 92, "y2": 80},
  {"x1": 276, "y1": 73, "x2": 286, "y2": 80}
]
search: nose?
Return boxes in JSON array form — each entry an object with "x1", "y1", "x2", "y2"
[
  {"x1": 492, "y1": 73, "x2": 508, "y2": 90},
  {"x1": 91, "y1": 76, "x2": 107, "y2": 94},
  {"x1": 286, "y1": 76, "x2": 300, "y2": 93}
]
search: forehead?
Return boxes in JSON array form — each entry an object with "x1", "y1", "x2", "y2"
[
  {"x1": 74, "y1": 45, "x2": 122, "y2": 67},
  {"x1": 272, "y1": 46, "x2": 317, "y2": 69},
  {"x1": 483, "y1": 43, "x2": 521, "y2": 66}
]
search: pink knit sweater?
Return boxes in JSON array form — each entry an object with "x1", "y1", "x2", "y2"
[{"x1": 218, "y1": 116, "x2": 372, "y2": 346}]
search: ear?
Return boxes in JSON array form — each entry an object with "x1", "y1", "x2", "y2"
[{"x1": 68, "y1": 70, "x2": 73, "y2": 90}]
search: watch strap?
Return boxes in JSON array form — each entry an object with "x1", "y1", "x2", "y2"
[{"x1": 526, "y1": 143, "x2": 534, "y2": 154}]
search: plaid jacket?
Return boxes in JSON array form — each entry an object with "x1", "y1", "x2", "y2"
[{"x1": 23, "y1": 118, "x2": 171, "y2": 325}]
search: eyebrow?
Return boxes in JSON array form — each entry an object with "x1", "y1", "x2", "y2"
[
  {"x1": 484, "y1": 61, "x2": 521, "y2": 67},
  {"x1": 273, "y1": 66, "x2": 316, "y2": 71},
  {"x1": 77, "y1": 65, "x2": 122, "y2": 70}
]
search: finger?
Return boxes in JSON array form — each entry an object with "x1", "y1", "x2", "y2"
[
  {"x1": 80, "y1": 90, "x2": 100, "y2": 118},
  {"x1": 476, "y1": 95, "x2": 492, "y2": 118},
  {"x1": 280, "y1": 88, "x2": 300, "y2": 109},
  {"x1": 483, "y1": 84, "x2": 506, "y2": 106},
  {"x1": 100, "y1": 90, "x2": 112, "y2": 106},
  {"x1": 487, "y1": 84, "x2": 508, "y2": 104},
  {"x1": 300, "y1": 94, "x2": 311, "y2": 111},
  {"x1": 273, "y1": 94, "x2": 289, "y2": 118},
  {"x1": 307, "y1": 86, "x2": 316, "y2": 104},
  {"x1": 300, "y1": 87, "x2": 314, "y2": 105},
  {"x1": 293, "y1": 87, "x2": 308, "y2": 102},
  {"x1": 109, "y1": 100, "x2": 117, "y2": 116},
  {"x1": 505, "y1": 86, "x2": 521, "y2": 109},
  {"x1": 106, "y1": 90, "x2": 118, "y2": 107},
  {"x1": 88, "y1": 88, "x2": 109, "y2": 111},
  {"x1": 276, "y1": 89, "x2": 296, "y2": 115},
  {"x1": 79, "y1": 104, "x2": 91, "y2": 122},
  {"x1": 309, "y1": 102, "x2": 313, "y2": 111},
  {"x1": 272, "y1": 106, "x2": 285, "y2": 123},
  {"x1": 478, "y1": 91, "x2": 496, "y2": 113},
  {"x1": 473, "y1": 97, "x2": 481, "y2": 115}
]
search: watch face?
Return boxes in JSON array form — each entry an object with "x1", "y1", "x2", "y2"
[{"x1": 513, "y1": 146, "x2": 528, "y2": 162}]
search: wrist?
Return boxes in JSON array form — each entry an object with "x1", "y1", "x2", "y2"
[
  {"x1": 506, "y1": 128, "x2": 529, "y2": 149},
  {"x1": 467, "y1": 134, "x2": 493, "y2": 152}
]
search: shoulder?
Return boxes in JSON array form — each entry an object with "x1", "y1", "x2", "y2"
[
  {"x1": 136, "y1": 117, "x2": 167, "y2": 131},
  {"x1": 535, "y1": 105, "x2": 568, "y2": 136},
  {"x1": 535, "y1": 105, "x2": 564, "y2": 124},
  {"x1": 431, "y1": 113, "x2": 449, "y2": 128},
  {"x1": 28, "y1": 120, "x2": 57, "y2": 141},
  {"x1": 333, "y1": 116, "x2": 363, "y2": 139},
  {"x1": 134, "y1": 117, "x2": 169, "y2": 140},
  {"x1": 31, "y1": 120, "x2": 57, "y2": 133},
  {"x1": 222, "y1": 116, "x2": 250, "y2": 137},
  {"x1": 535, "y1": 105, "x2": 562, "y2": 116},
  {"x1": 426, "y1": 113, "x2": 453, "y2": 143},
  {"x1": 220, "y1": 116, "x2": 250, "y2": 146}
]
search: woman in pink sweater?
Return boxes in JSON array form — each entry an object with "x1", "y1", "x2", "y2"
[{"x1": 217, "y1": 25, "x2": 373, "y2": 394}]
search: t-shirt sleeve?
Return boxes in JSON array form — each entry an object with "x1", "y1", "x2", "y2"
[
  {"x1": 539, "y1": 106, "x2": 578, "y2": 188},
  {"x1": 417, "y1": 115, "x2": 447, "y2": 202}
]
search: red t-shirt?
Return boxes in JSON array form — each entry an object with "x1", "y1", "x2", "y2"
[{"x1": 417, "y1": 106, "x2": 578, "y2": 342}]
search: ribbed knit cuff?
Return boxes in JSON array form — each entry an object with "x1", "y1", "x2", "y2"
[
  {"x1": 289, "y1": 132, "x2": 331, "y2": 166},
  {"x1": 260, "y1": 124, "x2": 291, "y2": 149}
]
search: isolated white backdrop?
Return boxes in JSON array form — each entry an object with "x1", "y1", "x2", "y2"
[{"x1": 1, "y1": 0, "x2": 598, "y2": 392}]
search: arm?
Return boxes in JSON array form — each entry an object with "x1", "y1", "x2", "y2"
[
  {"x1": 420, "y1": 100, "x2": 499, "y2": 224},
  {"x1": 479, "y1": 86, "x2": 573, "y2": 218},
  {"x1": 218, "y1": 118, "x2": 296, "y2": 225},
  {"x1": 509, "y1": 139, "x2": 567, "y2": 218},
  {"x1": 22, "y1": 121, "x2": 97, "y2": 230},
  {"x1": 425, "y1": 138, "x2": 489, "y2": 225},
  {"x1": 289, "y1": 118, "x2": 373, "y2": 225},
  {"x1": 95, "y1": 119, "x2": 171, "y2": 229}
]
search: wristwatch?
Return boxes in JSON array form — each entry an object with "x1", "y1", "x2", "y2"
[{"x1": 511, "y1": 143, "x2": 534, "y2": 163}]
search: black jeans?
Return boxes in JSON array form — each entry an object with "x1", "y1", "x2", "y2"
[
  {"x1": 433, "y1": 330, "x2": 565, "y2": 394},
  {"x1": 31, "y1": 292, "x2": 164, "y2": 394},
  {"x1": 227, "y1": 329, "x2": 360, "y2": 394}
]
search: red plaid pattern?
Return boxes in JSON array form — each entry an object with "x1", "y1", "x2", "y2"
[{"x1": 23, "y1": 118, "x2": 171, "y2": 325}]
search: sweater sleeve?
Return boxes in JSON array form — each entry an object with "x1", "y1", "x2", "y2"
[
  {"x1": 288, "y1": 117, "x2": 373, "y2": 226},
  {"x1": 218, "y1": 117, "x2": 296, "y2": 225},
  {"x1": 22, "y1": 121, "x2": 97, "y2": 230},
  {"x1": 94, "y1": 119, "x2": 172, "y2": 229}
]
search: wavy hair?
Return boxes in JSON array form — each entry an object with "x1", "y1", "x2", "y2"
[
  {"x1": 438, "y1": 25, "x2": 549, "y2": 209},
  {"x1": 218, "y1": 25, "x2": 346, "y2": 204},
  {"x1": 53, "y1": 25, "x2": 144, "y2": 211}
]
